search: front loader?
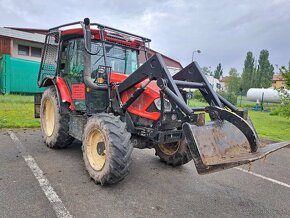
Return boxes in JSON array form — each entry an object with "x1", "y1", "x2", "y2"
[{"x1": 36, "y1": 18, "x2": 290, "y2": 185}]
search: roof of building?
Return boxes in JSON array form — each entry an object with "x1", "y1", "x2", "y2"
[
  {"x1": 5, "y1": 27, "x2": 48, "y2": 35},
  {"x1": 138, "y1": 48, "x2": 182, "y2": 69},
  {"x1": 272, "y1": 74, "x2": 285, "y2": 81},
  {"x1": 220, "y1": 76, "x2": 230, "y2": 83},
  {"x1": 0, "y1": 27, "x2": 45, "y2": 43},
  {"x1": 0, "y1": 27, "x2": 183, "y2": 69},
  {"x1": 206, "y1": 75, "x2": 219, "y2": 83},
  {"x1": 148, "y1": 48, "x2": 182, "y2": 68}
]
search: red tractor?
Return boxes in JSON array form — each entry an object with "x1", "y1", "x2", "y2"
[{"x1": 35, "y1": 18, "x2": 290, "y2": 185}]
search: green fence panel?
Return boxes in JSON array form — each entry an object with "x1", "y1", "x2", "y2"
[
  {"x1": 0, "y1": 55, "x2": 7, "y2": 93},
  {"x1": 0, "y1": 55, "x2": 45, "y2": 94}
]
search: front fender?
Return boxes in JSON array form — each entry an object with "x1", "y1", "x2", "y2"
[{"x1": 56, "y1": 77, "x2": 74, "y2": 110}]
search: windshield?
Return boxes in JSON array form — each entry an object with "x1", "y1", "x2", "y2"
[{"x1": 91, "y1": 41, "x2": 138, "y2": 75}]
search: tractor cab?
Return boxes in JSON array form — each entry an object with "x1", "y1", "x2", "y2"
[
  {"x1": 38, "y1": 24, "x2": 149, "y2": 114},
  {"x1": 58, "y1": 36, "x2": 139, "y2": 111},
  {"x1": 60, "y1": 29, "x2": 140, "y2": 76}
]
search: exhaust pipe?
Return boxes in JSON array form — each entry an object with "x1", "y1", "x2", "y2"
[{"x1": 82, "y1": 18, "x2": 108, "y2": 90}]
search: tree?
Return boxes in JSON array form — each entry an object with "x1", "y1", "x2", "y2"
[
  {"x1": 270, "y1": 61, "x2": 290, "y2": 118},
  {"x1": 214, "y1": 63, "x2": 223, "y2": 79},
  {"x1": 251, "y1": 60, "x2": 259, "y2": 88},
  {"x1": 241, "y1": 51, "x2": 255, "y2": 93},
  {"x1": 280, "y1": 61, "x2": 290, "y2": 89},
  {"x1": 201, "y1": 66, "x2": 213, "y2": 76},
  {"x1": 225, "y1": 68, "x2": 241, "y2": 94},
  {"x1": 256, "y1": 49, "x2": 274, "y2": 88}
]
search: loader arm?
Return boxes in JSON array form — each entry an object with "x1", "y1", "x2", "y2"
[
  {"x1": 118, "y1": 53, "x2": 183, "y2": 99},
  {"x1": 117, "y1": 54, "x2": 290, "y2": 174},
  {"x1": 173, "y1": 61, "x2": 223, "y2": 108}
]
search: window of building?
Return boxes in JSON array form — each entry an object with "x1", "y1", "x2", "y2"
[
  {"x1": 31, "y1": 47, "x2": 42, "y2": 57},
  {"x1": 18, "y1": 45, "x2": 29, "y2": 56}
]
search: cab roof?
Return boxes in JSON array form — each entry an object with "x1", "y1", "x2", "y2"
[
  {"x1": 48, "y1": 20, "x2": 151, "y2": 50},
  {"x1": 61, "y1": 28, "x2": 144, "y2": 49}
]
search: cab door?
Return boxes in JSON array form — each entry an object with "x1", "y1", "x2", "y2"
[
  {"x1": 60, "y1": 39, "x2": 86, "y2": 111},
  {"x1": 60, "y1": 38, "x2": 109, "y2": 113}
]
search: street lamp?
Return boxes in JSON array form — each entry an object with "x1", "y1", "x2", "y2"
[
  {"x1": 275, "y1": 64, "x2": 279, "y2": 74},
  {"x1": 192, "y1": 50, "x2": 201, "y2": 62}
]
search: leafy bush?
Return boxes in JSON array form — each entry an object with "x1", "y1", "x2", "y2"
[
  {"x1": 269, "y1": 108, "x2": 280, "y2": 116},
  {"x1": 218, "y1": 91, "x2": 237, "y2": 105},
  {"x1": 270, "y1": 89, "x2": 290, "y2": 118},
  {"x1": 193, "y1": 90, "x2": 238, "y2": 105},
  {"x1": 279, "y1": 103, "x2": 290, "y2": 118},
  {"x1": 193, "y1": 90, "x2": 206, "y2": 102},
  {"x1": 271, "y1": 104, "x2": 290, "y2": 118}
]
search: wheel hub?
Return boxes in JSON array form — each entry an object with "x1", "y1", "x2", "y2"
[
  {"x1": 44, "y1": 99, "x2": 55, "y2": 137},
  {"x1": 159, "y1": 142, "x2": 180, "y2": 156},
  {"x1": 97, "y1": 142, "x2": 105, "y2": 156},
  {"x1": 87, "y1": 129, "x2": 106, "y2": 171}
]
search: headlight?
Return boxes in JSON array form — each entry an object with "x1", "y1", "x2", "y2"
[{"x1": 154, "y1": 98, "x2": 172, "y2": 112}]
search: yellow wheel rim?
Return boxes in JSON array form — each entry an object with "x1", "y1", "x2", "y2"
[
  {"x1": 44, "y1": 99, "x2": 55, "y2": 137},
  {"x1": 87, "y1": 129, "x2": 106, "y2": 171},
  {"x1": 159, "y1": 142, "x2": 180, "y2": 156}
]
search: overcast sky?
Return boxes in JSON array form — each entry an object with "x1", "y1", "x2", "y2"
[{"x1": 0, "y1": 0, "x2": 289, "y2": 74}]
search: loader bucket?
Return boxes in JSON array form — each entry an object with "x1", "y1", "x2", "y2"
[{"x1": 183, "y1": 106, "x2": 290, "y2": 174}]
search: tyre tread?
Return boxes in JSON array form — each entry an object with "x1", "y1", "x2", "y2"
[
  {"x1": 83, "y1": 113, "x2": 133, "y2": 185},
  {"x1": 40, "y1": 87, "x2": 74, "y2": 149}
]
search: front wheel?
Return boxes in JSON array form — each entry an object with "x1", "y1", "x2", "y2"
[
  {"x1": 82, "y1": 114, "x2": 133, "y2": 185},
  {"x1": 154, "y1": 138, "x2": 192, "y2": 166}
]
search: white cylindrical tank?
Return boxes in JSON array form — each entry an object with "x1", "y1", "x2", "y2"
[{"x1": 247, "y1": 88, "x2": 290, "y2": 103}]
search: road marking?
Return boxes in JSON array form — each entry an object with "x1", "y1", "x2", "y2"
[
  {"x1": 236, "y1": 167, "x2": 290, "y2": 189},
  {"x1": 8, "y1": 130, "x2": 72, "y2": 218}
]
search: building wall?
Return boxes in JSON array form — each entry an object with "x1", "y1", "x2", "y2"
[
  {"x1": 219, "y1": 81, "x2": 226, "y2": 91},
  {"x1": 206, "y1": 75, "x2": 221, "y2": 92},
  {"x1": 138, "y1": 50, "x2": 182, "y2": 75},
  {"x1": 272, "y1": 80, "x2": 286, "y2": 89},
  {"x1": 0, "y1": 36, "x2": 11, "y2": 56},
  {"x1": 12, "y1": 39, "x2": 43, "y2": 62},
  {"x1": 167, "y1": 66, "x2": 181, "y2": 75}
]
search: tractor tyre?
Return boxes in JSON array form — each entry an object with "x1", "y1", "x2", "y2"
[
  {"x1": 154, "y1": 138, "x2": 192, "y2": 166},
  {"x1": 40, "y1": 87, "x2": 74, "y2": 149},
  {"x1": 82, "y1": 114, "x2": 133, "y2": 185}
]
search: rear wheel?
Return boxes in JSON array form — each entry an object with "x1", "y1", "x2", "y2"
[
  {"x1": 154, "y1": 138, "x2": 192, "y2": 166},
  {"x1": 83, "y1": 114, "x2": 133, "y2": 185},
  {"x1": 40, "y1": 87, "x2": 74, "y2": 148}
]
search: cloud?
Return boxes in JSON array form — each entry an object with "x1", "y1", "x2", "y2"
[{"x1": 0, "y1": 0, "x2": 289, "y2": 74}]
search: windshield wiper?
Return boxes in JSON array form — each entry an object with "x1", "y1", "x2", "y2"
[
  {"x1": 124, "y1": 49, "x2": 128, "y2": 74},
  {"x1": 93, "y1": 55, "x2": 104, "y2": 67}
]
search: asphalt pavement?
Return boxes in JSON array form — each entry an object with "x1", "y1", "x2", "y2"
[{"x1": 0, "y1": 129, "x2": 289, "y2": 218}]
